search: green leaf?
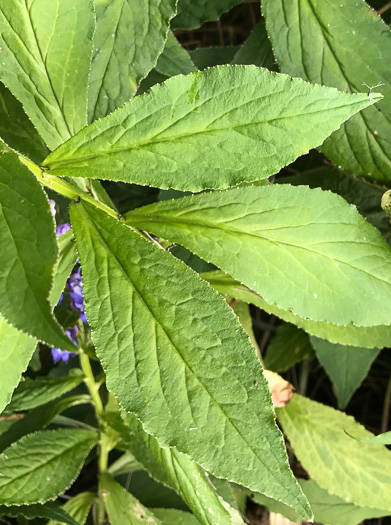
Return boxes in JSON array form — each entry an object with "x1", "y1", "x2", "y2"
[
  {"x1": 0, "y1": 428, "x2": 97, "y2": 505},
  {"x1": 277, "y1": 394, "x2": 391, "y2": 513},
  {"x1": 70, "y1": 201, "x2": 311, "y2": 520},
  {"x1": 107, "y1": 452, "x2": 144, "y2": 476},
  {"x1": 347, "y1": 430, "x2": 391, "y2": 445},
  {"x1": 49, "y1": 230, "x2": 78, "y2": 306},
  {"x1": 121, "y1": 412, "x2": 234, "y2": 525},
  {"x1": 48, "y1": 492, "x2": 96, "y2": 525},
  {"x1": 0, "y1": 145, "x2": 75, "y2": 351},
  {"x1": 190, "y1": 47, "x2": 240, "y2": 70},
  {"x1": 100, "y1": 473, "x2": 163, "y2": 525},
  {"x1": 0, "y1": 0, "x2": 95, "y2": 150},
  {"x1": 5, "y1": 370, "x2": 84, "y2": 412},
  {"x1": 125, "y1": 184, "x2": 391, "y2": 327},
  {"x1": 262, "y1": 0, "x2": 391, "y2": 182},
  {"x1": 88, "y1": 0, "x2": 177, "y2": 122},
  {"x1": 172, "y1": 0, "x2": 242, "y2": 30},
  {"x1": 155, "y1": 32, "x2": 197, "y2": 77},
  {"x1": 264, "y1": 323, "x2": 314, "y2": 373},
  {"x1": 232, "y1": 301, "x2": 260, "y2": 358},
  {"x1": 152, "y1": 509, "x2": 200, "y2": 525},
  {"x1": 0, "y1": 83, "x2": 49, "y2": 164},
  {"x1": 44, "y1": 66, "x2": 380, "y2": 192},
  {"x1": 202, "y1": 270, "x2": 391, "y2": 348},
  {"x1": 231, "y1": 20, "x2": 276, "y2": 70},
  {"x1": 280, "y1": 168, "x2": 391, "y2": 244},
  {"x1": 310, "y1": 337, "x2": 380, "y2": 409},
  {"x1": 0, "y1": 395, "x2": 91, "y2": 453},
  {"x1": 0, "y1": 502, "x2": 80, "y2": 525},
  {"x1": 0, "y1": 316, "x2": 37, "y2": 413}
]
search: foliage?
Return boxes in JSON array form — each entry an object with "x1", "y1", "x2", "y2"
[{"x1": 0, "y1": 1, "x2": 390, "y2": 524}]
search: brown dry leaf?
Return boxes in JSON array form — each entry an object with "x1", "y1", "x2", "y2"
[{"x1": 263, "y1": 370, "x2": 294, "y2": 407}]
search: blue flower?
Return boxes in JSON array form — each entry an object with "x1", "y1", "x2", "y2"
[
  {"x1": 56, "y1": 223, "x2": 71, "y2": 236},
  {"x1": 51, "y1": 327, "x2": 78, "y2": 364}
]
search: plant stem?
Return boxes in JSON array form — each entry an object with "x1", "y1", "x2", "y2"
[
  {"x1": 381, "y1": 372, "x2": 391, "y2": 434},
  {"x1": 79, "y1": 350, "x2": 104, "y2": 420},
  {"x1": 298, "y1": 360, "x2": 310, "y2": 396}
]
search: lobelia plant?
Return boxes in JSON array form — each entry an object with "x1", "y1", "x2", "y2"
[{"x1": 0, "y1": 0, "x2": 391, "y2": 524}]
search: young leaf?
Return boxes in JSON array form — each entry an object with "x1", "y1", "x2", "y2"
[
  {"x1": 44, "y1": 66, "x2": 380, "y2": 192},
  {"x1": 310, "y1": 337, "x2": 380, "y2": 409},
  {"x1": 88, "y1": 0, "x2": 177, "y2": 123},
  {"x1": 0, "y1": 0, "x2": 95, "y2": 150},
  {"x1": 0, "y1": 146, "x2": 75, "y2": 351},
  {"x1": 121, "y1": 412, "x2": 234, "y2": 525},
  {"x1": 155, "y1": 32, "x2": 198, "y2": 77},
  {"x1": 172, "y1": 0, "x2": 241, "y2": 30},
  {"x1": 0, "y1": 502, "x2": 80, "y2": 525},
  {"x1": 277, "y1": 394, "x2": 391, "y2": 513},
  {"x1": 348, "y1": 431, "x2": 391, "y2": 446},
  {"x1": 5, "y1": 370, "x2": 84, "y2": 412},
  {"x1": 202, "y1": 270, "x2": 391, "y2": 349},
  {"x1": 70, "y1": 201, "x2": 311, "y2": 519},
  {"x1": 0, "y1": 83, "x2": 49, "y2": 164},
  {"x1": 125, "y1": 184, "x2": 391, "y2": 327},
  {"x1": 100, "y1": 473, "x2": 163, "y2": 525},
  {"x1": 262, "y1": 0, "x2": 391, "y2": 182},
  {"x1": 0, "y1": 429, "x2": 98, "y2": 505},
  {"x1": 264, "y1": 323, "x2": 314, "y2": 373},
  {"x1": 231, "y1": 20, "x2": 276, "y2": 70},
  {"x1": 47, "y1": 492, "x2": 96, "y2": 525}
]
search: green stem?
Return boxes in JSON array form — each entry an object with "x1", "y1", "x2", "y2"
[{"x1": 298, "y1": 360, "x2": 310, "y2": 396}]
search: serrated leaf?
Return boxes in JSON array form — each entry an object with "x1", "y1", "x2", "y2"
[
  {"x1": 0, "y1": 502, "x2": 80, "y2": 525},
  {"x1": 48, "y1": 492, "x2": 96, "y2": 525},
  {"x1": 0, "y1": 0, "x2": 95, "y2": 150},
  {"x1": 125, "y1": 184, "x2": 391, "y2": 327},
  {"x1": 231, "y1": 20, "x2": 276, "y2": 70},
  {"x1": 156, "y1": 32, "x2": 197, "y2": 77},
  {"x1": 262, "y1": 0, "x2": 391, "y2": 182},
  {"x1": 264, "y1": 323, "x2": 314, "y2": 373},
  {"x1": 310, "y1": 337, "x2": 380, "y2": 409},
  {"x1": 172, "y1": 0, "x2": 242, "y2": 30},
  {"x1": 88, "y1": 0, "x2": 177, "y2": 123},
  {"x1": 0, "y1": 429, "x2": 97, "y2": 505},
  {"x1": 44, "y1": 66, "x2": 380, "y2": 192},
  {"x1": 0, "y1": 83, "x2": 49, "y2": 164},
  {"x1": 277, "y1": 394, "x2": 391, "y2": 513},
  {"x1": 0, "y1": 395, "x2": 91, "y2": 453},
  {"x1": 0, "y1": 146, "x2": 75, "y2": 351},
  {"x1": 201, "y1": 270, "x2": 391, "y2": 348},
  {"x1": 70, "y1": 201, "x2": 311, "y2": 519},
  {"x1": 121, "y1": 412, "x2": 234, "y2": 525},
  {"x1": 5, "y1": 370, "x2": 84, "y2": 412},
  {"x1": 101, "y1": 473, "x2": 162, "y2": 525}
]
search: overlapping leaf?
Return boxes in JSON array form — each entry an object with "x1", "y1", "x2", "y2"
[
  {"x1": 88, "y1": 0, "x2": 177, "y2": 122},
  {"x1": 262, "y1": 0, "x2": 391, "y2": 182},
  {"x1": 44, "y1": 66, "x2": 380, "y2": 192},
  {"x1": 0, "y1": 0, "x2": 95, "y2": 150},
  {"x1": 47, "y1": 492, "x2": 95, "y2": 525},
  {"x1": 0, "y1": 502, "x2": 80, "y2": 525},
  {"x1": 125, "y1": 184, "x2": 391, "y2": 327},
  {"x1": 70, "y1": 201, "x2": 311, "y2": 519},
  {"x1": 155, "y1": 32, "x2": 197, "y2": 77},
  {"x1": 172, "y1": 0, "x2": 241, "y2": 30}
]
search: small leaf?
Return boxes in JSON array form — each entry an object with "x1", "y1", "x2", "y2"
[
  {"x1": 88, "y1": 0, "x2": 177, "y2": 122},
  {"x1": 277, "y1": 394, "x2": 391, "y2": 513},
  {"x1": 125, "y1": 184, "x2": 391, "y2": 327},
  {"x1": 49, "y1": 229, "x2": 78, "y2": 306},
  {"x1": 100, "y1": 473, "x2": 162, "y2": 525},
  {"x1": 310, "y1": 337, "x2": 380, "y2": 409},
  {"x1": 172, "y1": 0, "x2": 241, "y2": 30},
  {"x1": 0, "y1": 0, "x2": 95, "y2": 150},
  {"x1": 70, "y1": 201, "x2": 311, "y2": 519},
  {"x1": 155, "y1": 32, "x2": 197, "y2": 77},
  {"x1": 0, "y1": 502, "x2": 80, "y2": 525},
  {"x1": 190, "y1": 47, "x2": 239, "y2": 70},
  {"x1": 44, "y1": 66, "x2": 380, "y2": 192},
  {"x1": 262, "y1": 0, "x2": 391, "y2": 182},
  {"x1": 0, "y1": 429, "x2": 98, "y2": 505},
  {"x1": 48, "y1": 492, "x2": 96, "y2": 525},
  {"x1": 202, "y1": 270, "x2": 391, "y2": 349},
  {"x1": 0, "y1": 146, "x2": 75, "y2": 351},
  {"x1": 347, "y1": 430, "x2": 391, "y2": 446},
  {"x1": 264, "y1": 323, "x2": 314, "y2": 373},
  {"x1": 231, "y1": 20, "x2": 276, "y2": 70}
]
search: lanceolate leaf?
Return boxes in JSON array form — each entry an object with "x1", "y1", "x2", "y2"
[
  {"x1": 88, "y1": 0, "x2": 177, "y2": 123},
  {"x1": 310, "y1": 337, "x2": 380, "y2": 409},
  {"x1": 47, "y1": 492, "x2": 96, "y2": 525},
  {"x1": 348, "y1": 431, "x2": 391, "y2": 446},
  {"x1": 262, "y1": 0, "x2": 391, "y2": 182},
  {"x1": 277, "y1": 394, "x2": 391, "y2": 513},
  {"x1": 231, "y1": 20, "x2": 276, "y2": 70},
  {"x1": 201, "y1": 270, "x2": 391, "y2": 349},
  {"x1": 49, "y1": 229, "x2": 78, "y2": 306},
  {"x1": 172, "y1": 0, "x2": 242, "y2": 30},
  {"x1": 0, "y1": 429, "x2": 98, "y2": 505},
  {"x1": 70, "y1": 201, "x2": 311, "y2": 519},
  {"x1": 0, "y1": 0, "x2": 95, "y2": 150},
  {"x1": 264, "y1": 323, "x2": 314, "y2": 373},
  {"x1": 125, "y1": 184, "x2": 391, "y2": 327},
  {"x1": 155, "y1": 32, "x2": 197, "y2": 77},
  {"x1": 0, "y1": 146, "x2": 75, "y2": 352},
  {"x1": 44, "y1": 66, "x2": 380, "y2": 192}
]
